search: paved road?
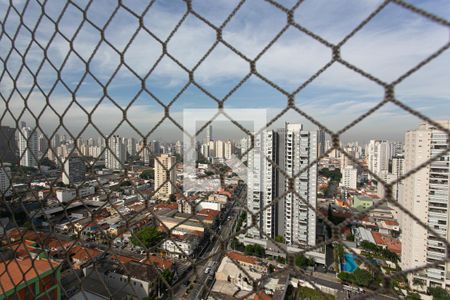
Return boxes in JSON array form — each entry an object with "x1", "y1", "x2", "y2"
[{"x1": 180, "y1": 187, "x2": 245, "y2": 300}]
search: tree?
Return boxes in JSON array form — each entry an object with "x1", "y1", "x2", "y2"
[
  {"x1": 353, "y1": 268, "x2": 373, "y2": 287},
  {"x1": 295, "y1": 255, "x2": 313, "y2": 269},
  {"x1": 130, "y1": 226, "x2": 164, "y2": 248},
  {"x1": 428, "y1": 287, "x2": 450, "y2": 300},
  {"x1": 168, "y1": 194, "x2": 176, "y2": 202},
  {"x1": 244, "y1": 244, "x2": 265, "y2": 257},
  {"x1": 406, "y1": 293, "x2": 421, "y2": 300},
  {"x1": 274, "y1": 235, "x2": 284, "y2": 243},
  {"x1": 120, "y1": 180, "x2": 132, "y2": 186},
  {"x1": 140, "y1": 169, "x2": 154, "y2": 180}
]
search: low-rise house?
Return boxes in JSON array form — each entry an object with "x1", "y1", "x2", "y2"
[
  {"x1": 214, "y1": 251, "x2": 265, "y2": 292},
  {"x1": 83, "y1": 259, "x2": 161, "y2": 299},
  {"x1": 372, "y1": 232, "x2": 401, "y2": 256},
  {"x1": 0, "y1": 257, "x2": 61, "y2": 300},
  {"x1": 69, "y1": 246, "x2": 103, "y2": 269},
  {"x1": 161, "y1": 234, "x2": 200, "y2": 259},
  {"x1": 55, "y1": 186, "x2": 95, "y2": 203},
  {"x1": 140, "y1": 255, "x2": 173, "y2": 271}
]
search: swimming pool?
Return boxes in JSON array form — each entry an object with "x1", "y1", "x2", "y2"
[{"x1": 341, "y1": 253, "x2": 358, "y2": 273}]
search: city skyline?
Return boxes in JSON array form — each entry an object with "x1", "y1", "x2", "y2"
[{"x1": 1, "y1": 0, "x2": 449, "y2": 143}]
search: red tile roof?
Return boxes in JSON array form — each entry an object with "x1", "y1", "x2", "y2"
[
  {"x1": 154, "y1": 203, "x2": 177, "y2": 210},
  {"x1": 0, "y1": 258, "x2": 59, "y2": 292},
  {"x1": 226, "y1": 251, "x2": 258, "y2": 265},
  {"x1": 141, "y1": 256, "x2": 173, "y2": 270},
  {"x1": 372, "y1": 232, "x2": 401, "y2": 255},
  {"x1": 69, "y1": 246, "x2": 102, "y2": 261},
  {"x1": 253, "y1": 291, "x2": 272, "y2": 300}
]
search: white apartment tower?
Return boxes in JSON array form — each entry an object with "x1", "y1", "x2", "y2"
[
  {"x1": 154, "y1": 154, "x2": 176, "y2": 199},
  {"x1": 340, "y1": 166, "x2": 358, "y2": 189},
  {"x1": 400, "y1": 121, "x2": 450, "y2": 290},
  {"x1": 283, "y1": 124, "x2": 318, "y2": 247},
  {"x1": 246, "y1": 123, "x2": 318, "y2": 248},
  {"x1": 19, "y1": 126, "x2": 38, "y2": 168},
  {"x1": 367, "y1": 140, "x2": 391, "y2": 178},
  {"x1": 224, "y1": 141, "x2": 234, "y2": 159},
  {"x1": 105, "y1": 135, "x2": 126, "y2": 170}
]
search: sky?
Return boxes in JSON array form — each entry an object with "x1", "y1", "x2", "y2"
[{"x1": 0, "y1": 0, "x2": 449, "y2": 144}]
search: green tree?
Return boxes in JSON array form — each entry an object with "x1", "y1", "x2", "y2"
[
  {"x1": 353, "y1": 268, "x2": 373, "y2": 287},
  {"x1": 168, "y1": 194, "x2": 176, "y2": 202},
  {"x1": 429, "y1": 287, "x2": 450, "y2": 300},
  {"x1": 140, "y1": 169, "x2": 154, "y2": 180},
  {"x1": 295, "y1": 255, "x2": 313, "y2": 269},
  {"x1": 406, "y1": 293, "x2": 421, "y2": 300},
  {"x1": 274, "y1": 235, "x2": 284, "y2": 243},
  {"x1": 130, "y1": 226, "x2": 164, "y2": 248}
]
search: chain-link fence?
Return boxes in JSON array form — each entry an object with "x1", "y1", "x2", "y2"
[{"x1": 1, "y1": 0, "x2": 450, "y2": 299}]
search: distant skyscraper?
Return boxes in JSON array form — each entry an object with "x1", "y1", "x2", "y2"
[
  {"x1": 340, "y1": 166, "x2": 358, "y2": 189},
  {"x1": 206, "y1": 125, "x2": 213, "y2": 143},
  {"x1": 224, "y1": 141, "x2": 234, "y2": 159},
  {"x1": 0, "y1": 126, "x2": 17, "y2": 163},
  {"x1": 175, "y1": 140, "x2": 183, "y2": 156},
  {"x1": 52, "y1": 133, "x2": 60, "y2": 148},
  {"x1": 38, "y1": 134, "x2": 48, "y2": 158},
  {"x1": 400, "y1": 121, "x2": 450, "y2": 290},
  {"x1": 19, "y1": 126, "x2": 38, "y2": 168},
  {"x1": 246, "y1": 123, "x2": 318, "y2": 248},
  {"x1": 150, "y1": 140, "x2": 160, "y2": 156},
  {"x1": 105, "y1": 135, "x2": 126, "y2": 170},
  {"x1": 318, "y1": 130, "x2": 325, "y2": 157},
  {"x1": 367, "y1": 140, "x2": 390, "y2": 178},
  {"x1": 127, "y1": 137, "x2": 137, "y2": 158},
  {"x1": 154, "y1": 154, "x2": 176, "y2": 199},
  {"x1": 62, "y1": 155, "x2": 86, "y2": 185},
  {"x1": 215, "y1": 140, "x2": 225, "y2": 158},
  {"x1": 0, "y1": 166, "x2": 12, "y2": 197}
]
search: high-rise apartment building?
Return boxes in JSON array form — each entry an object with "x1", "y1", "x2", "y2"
[
  {"x1": 318, "y1": 130, "x2": 325, "y2": 158},
  {"x1": 215, "y1": 140, "x2": 225, "y2": 159},
  {"x1": 105, "y1": 135, "x2": 126, "y2": 170},
  {"x1": 246, "y1": 123, "x2": 318, "y2": 248},
  {"x1": 367, "y1": 140, "x2": 391, "y2": 178},
  {"x1": 19, "y1": 126, "x2": 38, "y2": 168},
  {"x1": 206, "y1": 125, "x2": 213, "y2": 143},
  {"x1": 0, "y1": 126, "x2": 17, "y2": 163},
  {"x1": 340, "y1": 166, "x2": 358, "y2": 189},
  {"x1": 62, "y1": 155, "x2": 86, "y2": 185},
  {"x1": 154, "y1": 154, "x2": 176, "y2": 199},
  {"x1": 0, "y1": 166, "x2": 12, "y2": 197},
  {"x1": 400, "y1": 121, "x2": 450, "y2": 290},
  {"x1": 224, "y1": 141, "x2": 234, "y2": 159}
]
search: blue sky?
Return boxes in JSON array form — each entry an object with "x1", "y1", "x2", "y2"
[{"x1": 0, "y1": 0, "x2": 449, "y2": 143}]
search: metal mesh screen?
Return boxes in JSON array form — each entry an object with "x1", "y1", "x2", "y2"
[{"x1": 0, "y1": 0, "x2": 450, "y2": 299}]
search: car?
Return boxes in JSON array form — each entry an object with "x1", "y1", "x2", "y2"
[
  {"x1": 183, "y1": 280, "x2": 190, "y2": 287},
  {"x1": 204, "y1": 267, "x2": 211, "y2": 274}
]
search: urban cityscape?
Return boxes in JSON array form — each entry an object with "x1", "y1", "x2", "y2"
[{"x1": 1, "y1": 1, "x2": 450, "y2": 300}]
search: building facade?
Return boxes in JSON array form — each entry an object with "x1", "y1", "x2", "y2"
[
  {"x1": 400, "y1": 121, "x2": 450, "y2": 290},
  {"x1": 105, "y1": 135, "x2": 126, "y2": 170},
  {"x1": 154, "y1": 154, "x2": 176, "y2": 199},
  {"x1": 62, "y1": 155, "x2": 86, "y2": 185},
  {"x1": 0, "y1": 126, "x2": 17, "y2": 163},
  {"x1": 19, "y1": 126, "x2": 38, "y2": 168},
  {"x1": 246, "y1": 123, "x2": 318, "y2": 249},
  {"x1": 0, "y1": 166, "x2": 12, "y2": 197}
]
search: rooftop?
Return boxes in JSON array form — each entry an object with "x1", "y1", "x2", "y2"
[
  {"x1": 226, "y1": 251, "x2": 258, "y2": 265},
  {"x1": 0, "y1": 258, "x2": 59, "y2": 292}
]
